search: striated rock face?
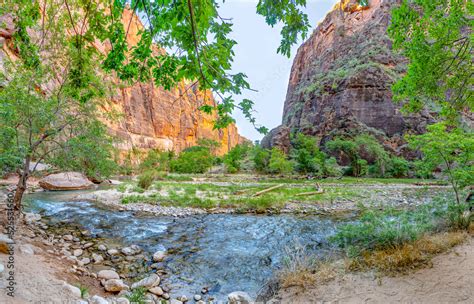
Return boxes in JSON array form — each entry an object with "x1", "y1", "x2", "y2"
[
  {"x1": 0, "y1": 9, "x2": 245, "y2": 159},
  {"x1": 262, "y1": 0, "x2": 433, "y2": 154},
  {"x1": 101, "y1": 9, "x2": 246, "y2": 157}
]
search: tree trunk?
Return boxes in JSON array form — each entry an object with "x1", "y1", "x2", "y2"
[{"x1": 13, "y1": 156, "x2": 30, "y2": 212}]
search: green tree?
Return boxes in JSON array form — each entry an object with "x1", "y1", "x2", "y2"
[
  {"x1": 407, "y1": 122, "x2": 474, "y2": 205},
  {"x1": 290, "y1": 133, "x2": 326, "y2": 175},
  {"x1": 0, "y1": 0, "x2": 117, "y2": 210},
  {"x1": 268, "y1": 148, "x2": 293, "y2": 175},
  {"x1": 252, "y1": 145, "x2": 270, "y2": 173},
  {"x1": 170, "y1": 146, "x2": 214, "y2": 173},
  {"x1": 223, "y1": 143, "x2": 251, "y2": 173},
  {"x1": 388, "y1": 0, "x2": 473, "y2": 121}
]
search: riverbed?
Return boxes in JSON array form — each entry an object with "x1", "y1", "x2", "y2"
[{"x1": 24, "y1": 190, "x2": 343, "y2": 301}]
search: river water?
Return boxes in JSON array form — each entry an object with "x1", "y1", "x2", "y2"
[{"x1": 24, "y1": 191, "x2": 343, "y2": 300}]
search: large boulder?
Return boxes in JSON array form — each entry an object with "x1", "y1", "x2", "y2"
[{"x1": 39, "y1": 172, "x2": 94, "y2": 191}]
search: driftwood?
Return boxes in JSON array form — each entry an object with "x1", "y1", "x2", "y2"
[
  {"x1": 253, "y1": 184, "x2": 284, "y2": 197},
  {"x1": 296, "y1": 190, "x2": 324, "y2": 196}
]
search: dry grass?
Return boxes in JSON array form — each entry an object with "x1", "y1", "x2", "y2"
[
  {"x1": 277, "y1": 245, "x2": 337, "y2": 290},
  {"x1": 348, "y1": 231, "x2": 468, "y2": 274}
]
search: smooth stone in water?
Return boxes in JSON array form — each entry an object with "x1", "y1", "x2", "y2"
[
  {"x1": 80, "y1": 258, "x2": 90, "y2": 265},
  {"x1": 97, "y1": 269, "x2": 120, "y2": 280},
  {"x1": 152, "y1": 250, "x2": 166, "y2": 262},
  {"x1": 131, "y1": 273, "x2": 160, "y2": 289},
  {"x1": 63, "y1": 235, "x2": 74, "y2": 241},
  {"x1": 228, "y1": 291, "x2": 253, "y2": 304},
  {"x1": 194, "y1": 295, "x2": 202, "y2": 301},
  {"x1": 170, "y1": 300, "x2": 183, "y2": 304}
]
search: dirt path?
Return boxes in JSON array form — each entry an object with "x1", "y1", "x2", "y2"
[
  {"x1": 280, "y1": 236, "x2": 474, "y2": 304},
  {"x1": 0, "y1": 242, "x2": 78, "y2": 303}
]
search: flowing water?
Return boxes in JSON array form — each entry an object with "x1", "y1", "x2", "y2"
[{"x1": 24, "y1": 191, "x2": 343, "y2": 300}]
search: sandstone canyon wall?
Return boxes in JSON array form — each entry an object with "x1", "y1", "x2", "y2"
[
  {"x1": 0, "y1": 9, "x2": 246, "y2": 159},
  {"x1": 262, "y1": 0, "x2": 433, "y2": 154}
]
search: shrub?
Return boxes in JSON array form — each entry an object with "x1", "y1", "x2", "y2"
[
  {"x1": 408, "y1": 122, "x2": 474, "y2": 205},
  {"x1": 290, "y1": 133, "x2": 326, "y2": 175},
  {"x1": 323, "y1": 157, "x2": 343, "y2": 177},
  {"x1": 268, "y1": 148, "x2": 293, "y2": 174},
  {"x1": 387, "y1": 156, "x2": 410, "y2": 177},
  {"x1": 331, "y1": 206, "x2": 438, "y2": 257},
  {"x1": 223, "y1": 143, "x2": 252, "y2": 173},
  {"x1": 139, "y1": 149, "x2": 173, "y2": 172},
  {"x1": 252, "y1": 145, "x2": 270, "y2": 173},
  {"x1": 170, "y1": 146, "x2": 214, "y2": 173},
  {"x1": 126, "y1": 287, "x2": 146, "y2": 304},
  {"x1": 137, "y1": 170, "x2": 157, "y2": 190},
  {"x1": 326, "y1": 134, "x2": 391, "y2": 177}
]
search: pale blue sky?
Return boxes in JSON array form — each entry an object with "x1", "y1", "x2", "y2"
[{"x1": 218, "y1": 0, "x2": 339, "y2": 141}]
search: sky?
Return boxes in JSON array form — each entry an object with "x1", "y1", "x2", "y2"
[{"x1": 217, "y1": 0, "x2": 339, "y2": 141}]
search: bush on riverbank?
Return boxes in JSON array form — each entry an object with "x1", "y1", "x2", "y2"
[{"x1": 332, "y1": 196, "x2": 473, "y2": 272}]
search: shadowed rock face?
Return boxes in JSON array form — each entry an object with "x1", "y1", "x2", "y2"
[
  {"x1": 0, "y1": 9, "x2": 246, "y2": 159},
  {"x1": 262, "y1": 0, "x2": 433, "y2": 154}
]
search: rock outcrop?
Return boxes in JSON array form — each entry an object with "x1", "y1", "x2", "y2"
[
  {"x1": 0, "y1": 9, "x2": 245, "y2": 160},
  {"x1": 262, "y1": 0, "x2": 433, "y2": 154}
]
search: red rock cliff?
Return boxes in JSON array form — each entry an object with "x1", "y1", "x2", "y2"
[
  {"x1": 0, "y1": 9, "x2": 246, "y2": 158},
  {"x1": 262, "y1": 0, "x2": 433, "y2": 154},
  {"x1": 102, "y1": 9, "x2": 246, "y2": 157}
]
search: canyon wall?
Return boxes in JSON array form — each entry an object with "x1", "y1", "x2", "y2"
[
  {"x1": 0, "y1": 9, "x2": 246, "y2": 158},
  {"x1": 262, "y1": 0, "x2": 433, "y2": 155}
]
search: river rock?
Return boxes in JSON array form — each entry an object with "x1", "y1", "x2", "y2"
[
  {"x1": 63, "y1": 235, "x2": 74, "y2": 241},
  {"x1": 194, "y1": 295, "x2": 202, "y2": 301},
  {"x1": 228, "y1": 291, "x2": 253, "y2": 304},
  {"x1": 108, "y1": 249, "x2": 119, "y2": 255},
  {"x1": 73, "y1": 249, "x2": 83, "y2": 257},
  {"x1": 98, "y1": 244, "x2": 107, "y2": 251},
  {"x1": 116, "y1": 298, "x2": 130, "y2": 304},
  {"x1": 98, "y1": 269, "x2": 120, "y2": 280},
  {"x1": 148, "y1": 287, "x2": 163, "y2": 296},
  {"x1": 0, "y1": 263, "x2": 4, "y2": 277},
  {"x1": 79, "y1": 258, "x2": 90, "y2": 265},
  {"x1": 170, "y1": 300, "x2": 183, "y2": 304},
  {"x1": 92, "y1": 253, "x2": 104, "y2": 264},
  {"x1": 83, "y1": 242, "x2": 94, "y2": 249},
  {"x1": 39, "y1": 172, "x2": 94, "y2": 191},
  {"x1": 19, "y1": 244, "x2": 35, "y2": 255},
  {"x1": 152, "y1": 250, "x2": 166, "y2": 262},
  {"x1": 131, "y1": 273, "x2": 160, "y2": 289},
  {"x1": 24, "y1": 212, "x2": 41, "y2": 224},
  {"x1": 104, "y1": 279, "x2": 129, "y2": 292},
  {"x1": 162, "y1": 293, "x2": 170, "y2": 300},
  {"x1": 121, "y1": 245, "x2": 141, "y2": 256},
  {"x1": 62, "y1": 282, "x2": 82, "y2": 298},
  {"x1": 89, "y1": 295, "x2": 109, "y2": 304},
  {"x1": 177, "y1": 295, "x2": 188, "y2": 302}
]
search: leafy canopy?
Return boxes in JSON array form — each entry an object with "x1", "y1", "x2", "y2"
[{"x1": 388, "y1": 0, "x2": 473, "y2": 121}]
